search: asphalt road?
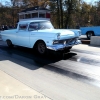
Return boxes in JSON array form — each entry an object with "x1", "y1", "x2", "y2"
[{"x1": 0, "y1": 40, "x2": 100, "y2": 100}]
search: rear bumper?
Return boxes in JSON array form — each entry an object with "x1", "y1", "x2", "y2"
[{"x1": 47, "y1": 40, "x2": 81, "y2": 51}]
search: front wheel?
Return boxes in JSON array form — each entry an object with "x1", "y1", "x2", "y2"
[
  {"x1": 64, "y1": 47, "x2": 72, "y2": 53},
  {"x1": 35, "y1": 41, "x2": 47, "y2": 55}
]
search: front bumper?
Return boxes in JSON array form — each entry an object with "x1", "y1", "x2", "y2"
[{"x1": 47, "y1": 40, "x2": 81, "y2": 51}]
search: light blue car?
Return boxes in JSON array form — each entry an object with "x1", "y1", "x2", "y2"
[{"x1": 0, "y1": 20, "x2": 81, "y2": 55}]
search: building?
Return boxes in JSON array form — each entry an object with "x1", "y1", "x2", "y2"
[{"x1": 18, "y1": 6, "x2": 51, "y2": 21}]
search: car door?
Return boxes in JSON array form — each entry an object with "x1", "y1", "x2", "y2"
[
  {"x1": 16, "y1": 23, "x2": 30, "y2": 47},
  {"x1": 28, "y1": 22, "x2": 39, "y2": 47}
]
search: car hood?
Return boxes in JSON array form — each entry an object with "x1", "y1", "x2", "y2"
[{"x1": 38, "y1": 29, "x2": 80, "y2": 38}]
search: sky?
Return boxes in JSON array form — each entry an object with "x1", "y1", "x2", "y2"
[
  {"x1": 0, "y1": 0, "x2": 11, "y2": 5},
  {"x1": 0, "y1": 0, "x2": 100, "y2": 5},
  {"x1": 84, "y1": 0, "x2": 99, "y2": 4}
]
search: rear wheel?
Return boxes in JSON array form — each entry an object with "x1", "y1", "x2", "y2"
[
  {"x1": 6, "y1": 40, "x2": 13, "y2": 48},
  {"x1": 86, "y1": 31, "x2": 94, "y2": 39}
]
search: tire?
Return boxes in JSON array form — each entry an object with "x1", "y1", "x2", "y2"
[
  {"x1": 67, "y1": 47, "x2": 72, "y2": 50},
  {"x1": 6, "y1": 40, "x2": 13, "y2": 48},
  {"x1": 64, "y1": 47, "x2": 71, "y2": 53},
  {"x1": 86, "y1": 31, "x2": 94, "y2": 39},
  {"x1": 35, "y1": 41, "x2": 47, "y2": 55},
  {"x1": 57, "y1": 47, "x2": 72, "y2": 56}
]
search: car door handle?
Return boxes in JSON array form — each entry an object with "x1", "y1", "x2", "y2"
[{"x1": 31, "y1": 34, "x2": 35, "y2": 35}]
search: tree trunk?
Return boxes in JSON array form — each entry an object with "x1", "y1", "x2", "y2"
[
  {"x1": 64, "y1": 0, "x2": 72, "y2": 28},
  {"x1": 59, "y1": 0, "x2": 63, "y2": 28},
  {"x1": 57, "y1": 0, "x2": 60, "y2": 28}
]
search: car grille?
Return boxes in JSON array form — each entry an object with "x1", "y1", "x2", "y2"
[{"x1": 59, "y1": 38, "x2": 77, "y2": 44}]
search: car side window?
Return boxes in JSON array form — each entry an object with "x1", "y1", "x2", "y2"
[
  {"x1": 19, "y1": 24, "x2": 28, "y2": 31},
  {"x1": 29, "y1": 22, "x2": 38, "y2": 31}
]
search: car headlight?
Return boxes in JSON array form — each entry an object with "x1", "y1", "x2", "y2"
[
  {"x1": 63, "y1": 41, "x2": 66, "y2": 45},
  {"x1": 78, "y1": 30, "x2": 81, "y2": 36},
  {"x1": 57, "y1": 33, "x2": 60, "y2": 39}
]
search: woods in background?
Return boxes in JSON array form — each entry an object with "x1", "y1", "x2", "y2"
[{"x1": 0, "y1": 0, "x2": 100, "y2": 29}]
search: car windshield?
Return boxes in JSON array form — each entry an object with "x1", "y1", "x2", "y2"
[{"x1": 29, "y1": 21, "x2": 54, "y2": 31}]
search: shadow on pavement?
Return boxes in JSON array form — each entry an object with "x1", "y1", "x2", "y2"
[{"x1": 0, "y1": 45, "x2": 77, "y2": 69}]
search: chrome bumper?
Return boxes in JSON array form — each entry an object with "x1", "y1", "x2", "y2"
[{"x1": 47, "y1": 40, "x2": 81, "y2": 51}]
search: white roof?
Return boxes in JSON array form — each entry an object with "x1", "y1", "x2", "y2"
[{"x1": 18, "y1": 19, "x2": 50, "y2": 24}]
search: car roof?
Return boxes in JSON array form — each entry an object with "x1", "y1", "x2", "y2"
[{"x1": 18, "y1": 20, "x2": 49, "y2": 24}]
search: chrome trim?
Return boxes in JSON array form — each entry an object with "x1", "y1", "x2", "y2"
[
  {"x1": 53, "y1": 37, "x2": 78, "y2": 45},
  {"x1": 47, "y1": 40, "x2": 81, "y2": 51}
]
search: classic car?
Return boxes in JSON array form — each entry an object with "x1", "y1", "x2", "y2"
[{"x1": 0, "y1": 20, "x2": 81, "y2": 55}]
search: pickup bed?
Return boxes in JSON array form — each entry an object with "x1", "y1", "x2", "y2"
[{"x1": 0, "y1": 20, "x2": 81, "y2": 55}]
